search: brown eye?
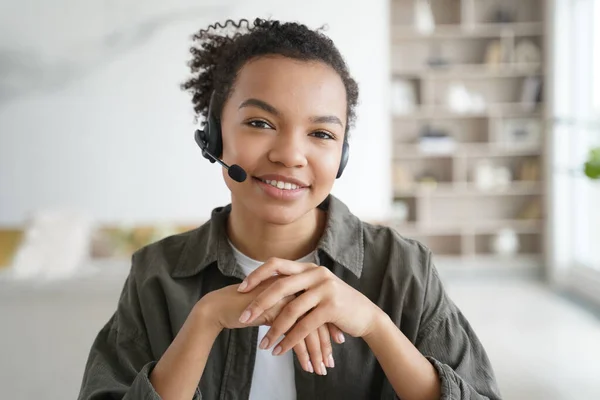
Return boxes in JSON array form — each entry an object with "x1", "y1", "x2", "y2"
[
  {"x1": 310, "y1": 131, "x2": 334, "y2": 140},
  {"x1": 247, "y1": 120, "x2": 273, "y2": 129}
]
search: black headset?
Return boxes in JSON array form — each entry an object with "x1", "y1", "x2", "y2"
[{"x1": 194, "y1": 92, "x2": 350, "y2": 181}]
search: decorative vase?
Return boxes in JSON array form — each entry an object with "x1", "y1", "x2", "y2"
[
  {"x1": 414, "y1": 0, "x2": 435, "y2": 34},
  {"x1": 491, "y1": 229, "x2": 520, "y2": 256},
  {"x1": 473, "y1": 160, "x2": 496, "y2": 190}
]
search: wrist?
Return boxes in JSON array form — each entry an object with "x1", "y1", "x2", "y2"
[
  {"x1": 362, "y1": 306, "x2": 391, "y2": 342},
  {"x1": 193, "y1": 297, "x2": 224, "y2": 335}
]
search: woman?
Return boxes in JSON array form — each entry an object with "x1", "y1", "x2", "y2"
[{"x1": 78, "y1": 18, "x2": 501, "y2": 400}]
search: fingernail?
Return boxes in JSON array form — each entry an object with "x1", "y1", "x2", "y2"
[
  {"x1": 272, "y1": 345, "x2": 282, "y2": 356},
  {"x1": 320, "y1": 362, "x2": 327, "y2": 375},
  {"x1": 259, "y1": 337, "x2": 269, "y2": 350},
  {"x1": 238, "y1": 280, "x2": 248, "y2": 291},
  {"x1": 328, "y1": 354, "x2": 335, "y2": 368},
  {"x1": 239, "y1": 310, "x2": 251, "y2": 323},
  {"x1": 337, "y1": 332, "x2": 345, "y2": 343},
  {"x1": 307, "y1": 361, "x2": 314, "y2": 373}
]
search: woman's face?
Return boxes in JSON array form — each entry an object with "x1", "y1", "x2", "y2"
[{"x1": 220, "y1": 55, "x2": 348, "y2": 225}]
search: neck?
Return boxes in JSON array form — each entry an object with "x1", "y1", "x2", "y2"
[{"x1": 226, "y1": 200, "x2": 327, "y2": 262}]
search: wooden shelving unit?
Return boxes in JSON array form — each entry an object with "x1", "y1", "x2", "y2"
[{"x1": 389, "y1": 0, "x2": 547, "y2": 269}]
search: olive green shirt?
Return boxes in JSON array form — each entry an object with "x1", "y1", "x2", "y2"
[{"x1": 77, "y1": 195, "x2": 501, "y2": 399}]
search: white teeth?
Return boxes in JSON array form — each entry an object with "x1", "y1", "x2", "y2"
[{"x1": 263, "y1": 180, "x2": 301, "y2": 190}]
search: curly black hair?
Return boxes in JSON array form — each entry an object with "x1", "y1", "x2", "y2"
[{"x1": 181, "y1": 18, "x2": 359, "y2": 137}]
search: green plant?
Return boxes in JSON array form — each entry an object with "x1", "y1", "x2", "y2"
[{"x1": 584, "y1": 147, "x2": 600, "y2": 179}]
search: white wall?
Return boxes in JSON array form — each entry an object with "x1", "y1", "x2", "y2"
[{"x1": 0, "y1": 0, "x2": 391, "y2": 226}]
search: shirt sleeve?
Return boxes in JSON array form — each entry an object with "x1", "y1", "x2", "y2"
[
  {"x1": 76, "y1": 255, "x2": 201, "y2": 400},
  {"x1": 415, "y1": 250, "x2": 502, "y2": 400}
]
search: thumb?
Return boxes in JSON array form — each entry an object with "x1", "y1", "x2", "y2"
[{"x1": 327, "y1": 323, "x2": 346, "y2": 344}]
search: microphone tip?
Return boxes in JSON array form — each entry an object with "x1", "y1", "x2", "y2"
[{"x1": 228, "y1": 164, "x2": 247, "y2": 183}]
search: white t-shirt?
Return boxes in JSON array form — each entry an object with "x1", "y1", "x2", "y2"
[{"x1": 229, "y1": 240, "x2": 316, "y2": 400}]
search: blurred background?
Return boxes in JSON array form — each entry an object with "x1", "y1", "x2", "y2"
[{"x1": 0, "y1": 0, "x2": 599, "y2": 399}]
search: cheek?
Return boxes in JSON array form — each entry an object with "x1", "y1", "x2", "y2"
[
  {"x1": 311, "y1": 147, "x2": 342, "y2": 180},
  {"x1": 222, "y1": 130, "x2": 258, "y2": 164}
]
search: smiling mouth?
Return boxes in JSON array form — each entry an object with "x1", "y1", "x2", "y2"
[{"x1": 254, "y1": 177, "x2": 307, "y2": 191}]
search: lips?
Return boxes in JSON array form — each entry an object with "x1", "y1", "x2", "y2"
[
  {"x1": 253, "y1": 174, "x2": 310, "y2": 200},
  {"x1": 255, "y1": 174, "x2": 310, "y2": 188}
]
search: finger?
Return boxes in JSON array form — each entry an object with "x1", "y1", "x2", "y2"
[
  {"x1": 257, "y1": 294, "x2": 296, "y2": 327},
  {"x1": 273, "y1": 307, "x2": 330, "y2": 357},
  {"x1": 292, "y1": 339, "x2": 314, "y2": 374},
  {"x1": 305, "y1": 329, "x2": 328, "y2": 376},
  {"x1": 264, "y1": 289, "x2": 322, "y2": 351},
  {"x1": 328, "y1": 323, "x2": 346, "y2": 344},
  {"x1": 240, "y1": 267, "x2": 327, "y2": 324},
  {"x1": 238, "y1": 257, "x2": 320, "y2": 292},
  {"x1": 318, "y1": 324, "x2": 334, "y2": 369}
]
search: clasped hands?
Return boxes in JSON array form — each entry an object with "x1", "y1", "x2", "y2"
[{"x1": 235, "y1": 258, "x2": 381, "y2": 375}]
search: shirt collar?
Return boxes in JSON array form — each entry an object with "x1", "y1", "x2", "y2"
[{"x1": 171, "y1": 194, "x2": 364, "y2": 279}]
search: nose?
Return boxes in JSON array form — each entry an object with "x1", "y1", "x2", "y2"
[{"x1": 267, "y1": 130, "x2": 308, "y2": 168}]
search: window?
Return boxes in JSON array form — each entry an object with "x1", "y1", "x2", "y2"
[
  {"x1": 594, "y1": 0, "x2": 600, "y2": 114},
  {"x1": 551, "y1": 0, "x2": 600, "y2": 289}
]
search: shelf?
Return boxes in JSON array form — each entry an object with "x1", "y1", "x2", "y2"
[
  {"x1": 465, "y1": 147, "x2": 542, "y2": 158},
  {"x1": 393, "y1": 63, "x2": 543, "y2": 79},
  {"x1": 389, "y1": 0, "x2": 547, "y2": 267},
  {"x1": 471, "y1": 220, "x2": 543, "y2": 235},
  {"x1": 393, "y1": 143, "x2": 542, "y2": 159},
  {"x1": 392, "y1": 22, "x2": 544, "y2": 40},
  {"x1": 393, "y1": 149, "x2": 455, "y2": 159},
  {"x1": 394, "y1": 110, "x2": 488, "y2": 120},
  {"x1": 393, "y1": 103, "x2": 543, "y2": 120},
  {"x1": 394, "y1": 181, "x2": 543, "y2": 197},
  {"x1": 433, "y1": 254, "x2": 543, "y2": 271},
  {"x1": 390, "y1": 219, "x2": 543, "y2": 236}
]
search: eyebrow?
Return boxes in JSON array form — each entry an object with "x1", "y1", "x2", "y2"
[
  {"x1": 239, "y1": 98, "x2": 344, "y2": 127},
  {"x1": 310, "y1": 115, "x2": 343, "y2": 127},
  {"x1": 239, "y1": 98, "x2": 280, "y2": 116}
]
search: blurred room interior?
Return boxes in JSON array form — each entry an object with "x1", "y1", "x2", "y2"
[{"x1": 0, "y1": 0, "x2": 599, "y2": 399}]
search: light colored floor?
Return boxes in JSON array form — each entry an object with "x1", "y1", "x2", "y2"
[
  {"x1": 444, "y1": 276, "x2": 600, "y2": 400},
  {"x1": 1, "y1": 264, "x2": 599, "y2": 399}
]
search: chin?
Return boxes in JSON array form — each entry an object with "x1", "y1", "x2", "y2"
[{"x1": 250, "y1": 201, "x2": 313, "y2": 226}]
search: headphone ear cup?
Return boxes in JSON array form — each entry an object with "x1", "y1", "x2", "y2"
[
  {"x1": 198, "y1": 91, "x2": 223, "y2": 159},
  {"x1": 206, "y1": 112, "x2": 223, "y2": 158},
  {"x1": 194, "y1": 129, "x2": 204, "y2": 149},
  {"x1": 336, "y1": 141, "x2": 350, "y2": 179}
]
